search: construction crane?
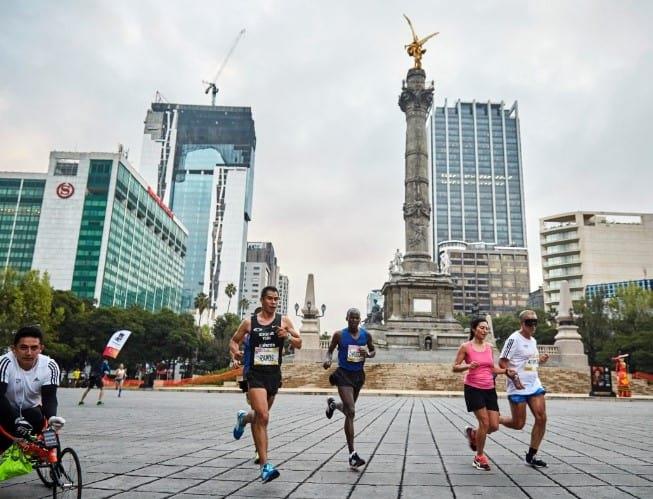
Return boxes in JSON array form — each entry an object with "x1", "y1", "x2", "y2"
[{"x1": 203, "y1": 28, "x2": 246, "y2": 106}]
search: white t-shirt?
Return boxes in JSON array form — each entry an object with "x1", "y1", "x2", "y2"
[
  {"x1": 0, "y1": 351, "x2": 60, "y2": 412},
  {"x1": 500, "y1": 331, "x2": 543, "y2": 396}
]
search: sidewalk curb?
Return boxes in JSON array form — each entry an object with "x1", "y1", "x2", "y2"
[{"x1": 154, "y1": 386, "x2": 653, "y2": 401}]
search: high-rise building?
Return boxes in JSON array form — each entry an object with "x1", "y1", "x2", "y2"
[
  {"x1": 540, "y1": 211, "x2": 653, "y2": 311},
  {"x1": 141, "y1": 103, "x2": 256, "y2": 314},
  {"x1": 277, "y1": 274, "x2": 289, "y2": 316},
  {"x1": 1, "y1": 151, "x2": 188, "y2": 312},
  {"x1": 439, "y1": 241, "x2": 529, "y2": 316},
  {"x1": 240, "y1": 242, "x2": 279, "y2": 317},
  {"x1": 585, "y1": 279, "x2": 653, "y2": 301},
  {"x1": 429, "y1": 100, "x2": 526, "y2": 250},
  {"x1": 0, "y1": 173, "x2": 46, "y2": 272}
]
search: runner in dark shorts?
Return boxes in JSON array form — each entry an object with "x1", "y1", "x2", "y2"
[
  {"x1": 230, "y1": 286, "x2": 301, "y2": 483},
  {"x1": 323, "y1": 308, "x2": 375, "y2": 469},
  {"x1": 453, "y1": 317, "x2": 519, "y2": 471},
  {"x1": 78, "y1": 357, "x2": 111, "y2": 406}
]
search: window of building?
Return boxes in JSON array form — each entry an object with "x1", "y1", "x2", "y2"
[{"x1": 54, "y1": 161, "x2": 79, "y2": 176}]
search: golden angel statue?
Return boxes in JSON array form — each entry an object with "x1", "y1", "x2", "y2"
[{"x1": 403, "y1": 14, "x2": 438, "y2": 69}]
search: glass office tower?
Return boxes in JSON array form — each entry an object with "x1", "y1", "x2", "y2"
[
  {"x1": 141, "y1": 104, "x2": 256, "y2": 313},
  {"x1": 429, "y1": 100, "x2": 526, "y2": 252},
  {"x1": 0, "y1": 174, "x2": 46, "y2": 272}
]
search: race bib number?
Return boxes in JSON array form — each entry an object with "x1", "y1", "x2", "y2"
[
  {"x1": 254, "y1": 347, "x2": 279, "y2": 366},
  {"x1": 347, "y1": 345, "x2": 364, "y2": 363},
  {"x1": 524, "y1": 355, "x2": 539, "y2": 372}
]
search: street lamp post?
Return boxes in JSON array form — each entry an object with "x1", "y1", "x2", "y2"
[{"x1": 294, "y1": 301, "x2": 326, "y2": 319}]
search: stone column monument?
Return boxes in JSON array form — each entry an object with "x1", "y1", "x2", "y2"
[
  {"x1": 378, "y1": 17, "x2": 464, "y2": 350},
  {"x1": 553, "y1": 280, "x2": 588, "y2": 369}
]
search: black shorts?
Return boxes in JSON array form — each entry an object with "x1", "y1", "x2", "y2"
[
  {"x1": 246, "y1": 369, "x2": 282, "y2": 396},
  {"x1": 88, "y1": 375, "x2": 104, "y2": 389},
  {"x1": 238, "y1": 380, "x2": 248, "y2": 393},
  {"x1": 464, "y1": 384, "x2": 499, "y2": 412},
  {"x1": 329, "y1": 367, "x2": 365, "y2": 392}
]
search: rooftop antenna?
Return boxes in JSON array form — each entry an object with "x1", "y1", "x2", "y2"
[{"x1": 202, "y1": 28, "x2": 246, "y2": 106}]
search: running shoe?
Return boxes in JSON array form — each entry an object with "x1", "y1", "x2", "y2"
[
  {"x1": 96, "y1": 401, "x2": 103, "y2": 405},
  {"x1": 349, "y1": 452, "x2": 366, "y2": 469},
  {"x1": 465, "y1": 426, "x2": 477, "y2": 452},
  {"x1": 233, "y1": 410, "x2": 247, "y2": 440},
  {"x1": 473, "y1": 454, "x2": 491, "y2": 471},
  {"x1": 261, "y1": 463, "x2": 280, "y2": 483},
  {"x1": 525, "y1": 454, "x2": 547, "y2": 468},
  {"x1": 326, "y1": 397, "x2": 336, "y2": 419},
  {"x1": 77, "y1": 401, "x2": 84, "y2": 406}
]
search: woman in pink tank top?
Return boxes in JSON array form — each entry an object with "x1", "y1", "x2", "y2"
[{"x1": 453, "y1": 318, "x2": 519, "y2": 471}]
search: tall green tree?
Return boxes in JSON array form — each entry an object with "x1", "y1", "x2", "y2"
[
  {"x1": 193, "y1": 292, "x2": 210, "y2": 326},
  {"x1": 212, "y1": 312, "x2": 241, "y2": 369},
  {"x1": 224, "y1": 283, "x2": 237, "y2": 313}
]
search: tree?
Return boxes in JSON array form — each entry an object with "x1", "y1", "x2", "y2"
[
  {"x1": 193, "y1": 292, "x2": 210, "y2": 326},
  {"x1": 574, "y1": 294, "x2": 611, "y2": 364},
  {"x1": 212, "y1": 312, "x2": 241, "y2": 369},
  {"x1": 238, "y1": 297, "x2": 250, "y2": 317},
  {"x1": 225, "y1": 283, "x2": 237, "y2": 313}
]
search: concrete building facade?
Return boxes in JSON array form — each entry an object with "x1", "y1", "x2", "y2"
[
  {"x1": 540, "y1": 211, "x2": 653, "y2": 311},
  {"x1": 439, "y1": 241, "x2": 529, "y2": 316},
  {"x1": 1, "y1": 151, "x2": 188, "y2": 312},
  {"x1": 140, "y1": 103, "x2": 256, "y2": 314},
  {"x1": 240, "y1": 242, "x2": 279, "y2": 317}
]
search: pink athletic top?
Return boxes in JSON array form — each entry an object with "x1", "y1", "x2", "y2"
[{"x1": 463, "y1": 342, "x2": 495, "y2": 390}]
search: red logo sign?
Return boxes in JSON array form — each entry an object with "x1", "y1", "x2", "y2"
[{"x1": 56, "y1": 182, "x2": 75, "y2": 199}]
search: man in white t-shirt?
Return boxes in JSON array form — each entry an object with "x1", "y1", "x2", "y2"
[
  {"x1": 499, "y1": 310, "x2": 550, "y2": 468},
  {"x1": 0, "y1": 325, "x2": 60, "y2": 452}
]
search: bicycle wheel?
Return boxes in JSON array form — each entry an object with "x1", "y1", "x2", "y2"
[
  {"x1": 36, "y1": 464, "x2": 55, "y2": 488},
  {"x1": 52, "y1": 448, "x2": 82, "y2": 499}
]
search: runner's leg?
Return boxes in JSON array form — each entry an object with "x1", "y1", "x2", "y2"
[
  {"x1": 526, "y1": 395, "x2": 547, "y2": 451},
  {"x1": 337, "y1": 385, "x2": 356, "y2": 453},
  {"x1": 249, "y1": 387, "x2": 271, "y2": 465},
  {"x1": 500, "y1": 401, "x2": 526, "y2": 430}
]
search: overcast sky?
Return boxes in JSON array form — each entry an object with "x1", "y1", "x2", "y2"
[{"x1": 1, "y1": 1, "x2": 652, "y2": 334}]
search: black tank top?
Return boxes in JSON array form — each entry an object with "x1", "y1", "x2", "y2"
[{"x1": 247, "y1": 313, "x2": 283, "y2": 373}]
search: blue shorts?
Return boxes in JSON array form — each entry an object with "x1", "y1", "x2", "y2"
[{"x1": 508, "y1": 387, "x2": 546, "y2": 404}]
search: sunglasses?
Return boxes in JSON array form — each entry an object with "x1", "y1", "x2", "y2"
[{"x1": 523, "y1": 319, "x2": 538, "y2": 327}]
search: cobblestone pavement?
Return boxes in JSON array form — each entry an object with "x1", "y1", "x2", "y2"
[{"x1": 1, "y1": 389, "x2": 652, "y2": 498}]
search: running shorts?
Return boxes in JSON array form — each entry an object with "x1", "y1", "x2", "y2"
[
  {"x1": 246, "y1": 369, "x2": 282, "y2": 396},
  {"x1": 88, "y1": 375, "x2": 104, "y2": 389},
  {"x1": 508, "y1": 387, "x2": 546, "y2": 405},
  {"x1": 464, "y1": 384, "x2": 499, "y2": 412},
  {"x1": 329, "y1": 367, "x2": 365, "y2": 392}
]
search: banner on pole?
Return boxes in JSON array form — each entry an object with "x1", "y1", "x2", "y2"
[{"x1": 102, "y1": 330, "x2": 132, "y2": 359}]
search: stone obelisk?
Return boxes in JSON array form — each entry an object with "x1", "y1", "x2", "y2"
[{"x1": 378, "y1": 19, "x2": 464, "y2": 350}]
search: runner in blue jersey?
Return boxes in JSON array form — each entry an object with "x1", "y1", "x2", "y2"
[
  {"x1": 323, "y1": 308, "x2": 375, "y2": 469},
  {"x1": 230, "y1": 287, "x2": 301, "y2": 483}
]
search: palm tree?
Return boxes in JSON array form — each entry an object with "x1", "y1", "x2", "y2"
[
  {"x1": 238, "y1": 298, "x2": 250, "y2": 317},
  {"x1": 194, "y1": 292, "x2": 210, "y2": 326},
  {"x1": 225, "y1": 283, "x2": 237, "y2": 313}
]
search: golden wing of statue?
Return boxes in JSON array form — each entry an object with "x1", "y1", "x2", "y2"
[
  {"x1": 418, "y1": 31, "x2": 439, "y2": 46},
  {"x1": 403, "y1": 14, "x2": 418, "y2": 42}
]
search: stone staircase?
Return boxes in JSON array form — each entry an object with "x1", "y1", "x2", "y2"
[{"x1": 282, "y1": 363, "x2": 653, "y2": 395}]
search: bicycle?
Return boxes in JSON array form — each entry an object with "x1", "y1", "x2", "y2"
[{"x1": 0, "y1": 416, "x2": 82, "y2": 498}]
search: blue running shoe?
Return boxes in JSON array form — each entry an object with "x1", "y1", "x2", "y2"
[
  {"x1": 233, "y1": 410, "x2": 247, "y2": 440},
  {"x1": 261, "y1": 463, "x2": 280, "y2": 483}
]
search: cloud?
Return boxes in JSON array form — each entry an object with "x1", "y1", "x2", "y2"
[{"x1": 1, "y1": 0, "x2": 651, "y2": 333}]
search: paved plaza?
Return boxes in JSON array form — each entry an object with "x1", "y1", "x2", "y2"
[{"x1": 1, "y1": 388, "x2": 652, "y2": 498}]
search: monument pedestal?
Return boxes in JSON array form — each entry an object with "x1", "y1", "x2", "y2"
[
  {"x1": 553, "y1": 324, "x2": 588, "y2": 370},
  {"x1": 379, "y1": 272, "x2": 464, "y2": 350}
]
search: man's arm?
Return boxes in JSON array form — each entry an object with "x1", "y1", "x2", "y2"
[
  {"x1": 0, "y1": 382, "x2": 19, "y2": 421},
  {"x1": 229, "y1": 318, "x2": 251, "y2": 367},
  {"x1": 280, "y1": 316, "x2": 302, "y2": 350},
  {"x1": 365, "y1": 332, "x2": 376, "y2": 358},
  {"x1": 41, "y1": 385, "x2": 58, "y2": 419},
  {"x1": 323, "y1": 332, "x2": 341, "y2": 369}
]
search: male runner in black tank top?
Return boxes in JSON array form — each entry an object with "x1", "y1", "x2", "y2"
[{"x1": 229, "y1": 286, "x2": 302, "y2": 483}]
